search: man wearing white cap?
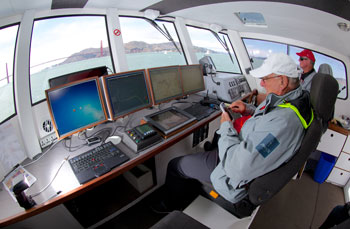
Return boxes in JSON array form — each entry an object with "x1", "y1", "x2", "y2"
[{"x1": 154, "y1": 53, "x2": 313, "y2": 212}]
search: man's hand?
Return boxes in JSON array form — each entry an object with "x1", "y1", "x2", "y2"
[
  {"x1": 229, "y1": 100, "x2": 246, "y2": 114},
  {"x1": 220, "y1": 111, "x2": 231, "y2": 124}
]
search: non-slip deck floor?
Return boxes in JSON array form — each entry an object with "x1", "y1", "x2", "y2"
[
  {"x1": 250, "y1": 172, "x2": 345, "y2": 229},
  {"x1": 98, "y1": 172, "x2": 345, "y2": 228}
]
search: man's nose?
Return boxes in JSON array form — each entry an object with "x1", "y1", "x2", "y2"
[{"x1": 260, "y1": 79, "x2": 265, "y2": 87}]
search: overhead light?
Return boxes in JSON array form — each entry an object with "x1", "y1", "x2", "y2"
[
  {"x1": 337, "y1": 22, "x2": 350, "y2": 32},
  {"x1": 209, "y1": 24, "x2": 222, "y2": 33},
  {"x1": 144, "y1": 9, "x2": 160, "y2": 20},
  {"x1": 235, "y1": 12, "x2": 267, "y2": 27}
]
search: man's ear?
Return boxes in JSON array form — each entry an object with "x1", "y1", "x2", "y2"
[{"x1": 281, "y1": 75, "x2": 289, "y2": 89}]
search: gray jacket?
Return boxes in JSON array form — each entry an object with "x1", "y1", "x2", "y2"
[
  {"x1": 301, "y1": 69, "x2": 317, "y2": 92},
  {"x1": 210, "y1": 86, "x2": 307, "y2": 203}
]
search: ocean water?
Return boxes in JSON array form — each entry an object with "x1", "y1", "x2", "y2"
[
  {"x1": 1, "y1": 52, "x2": 345, "y2": 122},
  {"x1": 29, "y1": 52, "x2": 241, "y2": 104}
]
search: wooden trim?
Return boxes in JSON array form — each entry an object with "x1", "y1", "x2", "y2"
[{"x1": 328, "y1": 122, "x2": 350, "y2": 136}]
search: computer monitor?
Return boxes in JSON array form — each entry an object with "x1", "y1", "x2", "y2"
[
  {"x1": 102, "y1": 70, "x2": 152, "y2": 119},
  {"x1": 147, "y1": 66, "x2": 183, "y2": 105},
  {"x1": 180, "y1": 64, "x2": 205, "y2": 95},
  {"x1": 46, "y1": 77, "x2": 108, "y2": 140},
  {"x1": 48, "y1": 66, "x2": 108, "y2": 88}
]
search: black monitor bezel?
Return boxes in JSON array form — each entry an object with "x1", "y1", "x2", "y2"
[
  {"x1": 102, "y1": 69, "x2": 152, "y2": 120},
  {"x1": 45, "y1": 76, "x2": 108, "y2": 140}
]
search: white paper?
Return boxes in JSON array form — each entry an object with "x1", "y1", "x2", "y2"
[{"x1": 2, "y1": 165, "x2": 37, "y2": 201}]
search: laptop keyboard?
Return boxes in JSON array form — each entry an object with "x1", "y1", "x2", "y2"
[{"x1": 69, "y1": 141, "x2": 129, "y2": 184}]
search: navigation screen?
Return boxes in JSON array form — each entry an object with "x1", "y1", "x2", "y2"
[
  {"x1": 150, "y1": 109, "x2": 189, "y2": 131},
  {"x1": 104, "y1": 70, "x2": 151, "y2": 119},
  {"x1": 147, "y1": 66, "x2": 183, "y2": 104},
  {"x1": 144, "y1": 107, "x2": 197, "y2": 136}
]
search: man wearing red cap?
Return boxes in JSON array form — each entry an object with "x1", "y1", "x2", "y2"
[{"x1": 297, "y1": 49, "x2": 316, "y2": 92}]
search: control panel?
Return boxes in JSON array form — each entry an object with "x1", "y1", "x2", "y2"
[
  {"x1": 203, "y1": 74, "x2": 251, "y2": 103},
  {"x1": 123, "y1": 124, "x2": 163, "y2": 152}
]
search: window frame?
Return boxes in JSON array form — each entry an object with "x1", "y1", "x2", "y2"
[
  {"x1": 0, "y1": 23, "x2": 20, "y2": 124},
  {"x1": 242, "y1": 37, "x2": 348, "y2": 100},
  {"x1": 118, "y1": 15, "x2": 188, "y2": 69},
  {"x1": 185, "y1": 24, "x2": 242, "y2": 74},
  {"x1": 29, "y1": 14, "x2": 115, "y2": 106}
]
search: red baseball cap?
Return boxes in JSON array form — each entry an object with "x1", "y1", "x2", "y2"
[{"x1": 296, "y1": 49, "x2": 315, "y2": 62}]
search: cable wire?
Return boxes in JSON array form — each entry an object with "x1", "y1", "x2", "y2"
[
  {"x1": 22, "y1": 139, "x2": 61, "y2": 167},
  {"x1": 30, "y1": 156, "x2": 69, "y2": 198}
]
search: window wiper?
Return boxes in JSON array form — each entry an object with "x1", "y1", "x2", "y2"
[
  {"x1": 145, "y1": 19, "x2": 182, "y2": 54},
  {"x1": 210, "y1": 31, "x2": 235, "y2": 65}
]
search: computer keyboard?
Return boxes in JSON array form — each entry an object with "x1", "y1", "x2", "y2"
[
  {"x1": 69, "y1": 141, "x2": 130, "y2": 184},
  {"x1": 183, "y1": 103, "x2": 216, "y2": 121}
]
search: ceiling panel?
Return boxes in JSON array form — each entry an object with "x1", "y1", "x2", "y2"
[
  {"x1": 85, "y1": 0, "x2": 162, "y2": 11},
  {"x1": 144, "y1": 0, "x2": 350, "y2": 22},
  {"x1": 165, "y1": 1, "x2": 350, "y2": 58}
]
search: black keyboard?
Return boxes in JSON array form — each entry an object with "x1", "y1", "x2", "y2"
[
  {"x1": 183, "y1": 103, "x2": 216, "y2": 121},
  {"x1": 69, "y1": 142, "x2": 130, "y2": 184}
]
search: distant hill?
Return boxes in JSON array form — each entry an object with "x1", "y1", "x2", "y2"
[{"x1": 59, "y1": 41, "x2": 218, "y2": 65}]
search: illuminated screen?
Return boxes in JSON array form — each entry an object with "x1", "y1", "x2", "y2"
[
  {"x1": 180, "y1": 65, "x2": 205, "y2": 95},
  {"x1": 103, "y1": 70, "x2": 151, "y2": 119},
  {"x1": 147, "y1": 66, "x2": 183, "y2": 104},
  {"x1": 49, "y1": 66, "x2": 108, "y2": 88},
  {"x1": 46, "y1": 77, "x2": 107, "y2": 139}
]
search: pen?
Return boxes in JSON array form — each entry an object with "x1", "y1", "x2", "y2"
[{"x1": 47, "y1": 191, "x2": 62, "y2": 201}]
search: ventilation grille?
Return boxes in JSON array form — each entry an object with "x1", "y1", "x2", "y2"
[{"x1": 42, "y1": 120, "x2": 53, "y2": 133}]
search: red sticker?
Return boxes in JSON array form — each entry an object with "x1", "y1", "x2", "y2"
[{"x1": 113, "y1": 29, "x2": 121, "y2": 36}]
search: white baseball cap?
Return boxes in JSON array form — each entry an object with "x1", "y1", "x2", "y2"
[{"x1": 250, "y1": 53, "x2": 302, "y2": 78}]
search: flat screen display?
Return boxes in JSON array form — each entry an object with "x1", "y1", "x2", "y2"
[
  {"x1": 46, "y1": 77, "x2": 107, "y2": 139},
  {"x1": 144, "y1": 107, "x2": 196, "y2": 136},
  {"x1": 103, "y1": 70, "x2": 152, "y2": 119},
  {"x1": 147, "y1": 66, "x2": 183, "y2": 104},
  {"x1": 180, "y1": 64, "x2": 205, "y2": 95}
]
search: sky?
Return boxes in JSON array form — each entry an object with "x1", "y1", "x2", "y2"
[
  {"x1": 0, "y1": 25, "x2": 18, "y2": 87},
  {"x1": 30, "y1": 16, "x2": 109, "y2": 74}
]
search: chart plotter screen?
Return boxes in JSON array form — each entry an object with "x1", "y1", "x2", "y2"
[
  {"x1": 147, "y1": 66, "x2": 183, "y2": 104},
  {"x1": 103, "y1": 70, "x2": 152, "y2": 119}
]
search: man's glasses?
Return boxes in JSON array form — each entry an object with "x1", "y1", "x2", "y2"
[
  {"x1": 299, "y1": 57, "x2": 308, "y2": 61},
  {"x1": 261, "y1": 75, "x2": 281, "y2": 82}
]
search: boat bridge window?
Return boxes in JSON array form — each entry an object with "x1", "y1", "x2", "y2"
[
  {"x1": 290, "y1": 46, "x2": 347, "y2": 99},
  {"x1": 30, "y1": 16, "x2": 113, "y2": 104},
  {"x1": 186, "y1": 26, "x2": 241, "y2": 74},
  {"x1": 0, "y1": 24, "x2": 18, "y2": 123},
  {"x1": 119, "y1": 17, "x2": 186, "y2": 70},
  {"x1": 243, "y1": 38, "x2": 347, "y2": 99},
  {"x1": 242, "y1": 39, "x2": 287, "y2": 69}
]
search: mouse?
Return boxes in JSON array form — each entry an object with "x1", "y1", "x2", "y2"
[{"x1": 105, "y1": 136, "x2": 122, "y2": 145}]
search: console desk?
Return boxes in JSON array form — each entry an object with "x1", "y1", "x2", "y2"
[{"x1": 0, "y1": 94, "x2": 221, "y2": 228}]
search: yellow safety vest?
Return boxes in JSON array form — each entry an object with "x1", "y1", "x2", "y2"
[{"x1": 278, "y1": 102, "x2": 314, "y2": 129}]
